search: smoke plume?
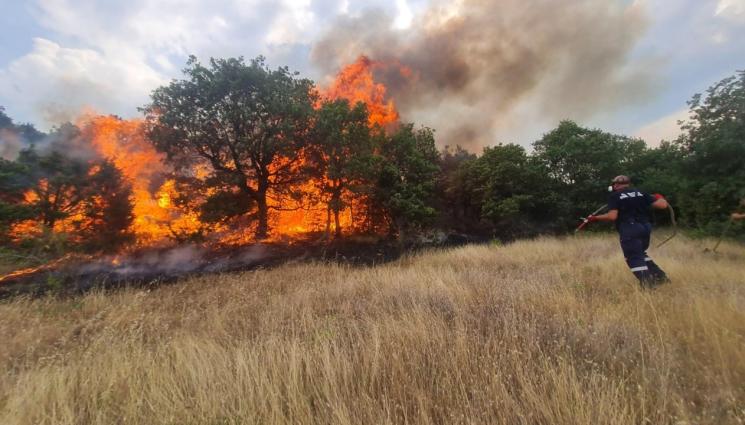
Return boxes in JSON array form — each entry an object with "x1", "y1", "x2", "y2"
[
  {"x1": 79, "y1": 244, "x2": 269, "y2": 278},
  {"x1": 0, "y1": 129, "x2": 23, "y2": 160},
  {"x1": 312, "y1": 0, "x2": 655, "y2": 149}
]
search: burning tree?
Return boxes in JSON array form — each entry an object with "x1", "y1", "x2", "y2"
[
  {"x1": 0, "y1": 158, "x2": 35, "y2": 239},
  {"x1": 309, "y1": 99, "x2": 375, "y2": 238},
  {"x1": 17, "y1": 147, "x2": 93, "y2": 231},
  {"x1": 2, "y1": 132, "x2": 134, "y2": 252},
  {"x1": 76, "y1": 160, "x2": 136, "y2": 250},
  {"x1": 79, "y1": 115, "x2": 205, "y2": 245},
  {"x1": 143, "y1": 56, "x2": 316, "y2": 240}
]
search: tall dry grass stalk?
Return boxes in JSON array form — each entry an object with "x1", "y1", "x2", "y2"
[{"x1": 1, "y1": 234, "x2": 744, "y2": 424}]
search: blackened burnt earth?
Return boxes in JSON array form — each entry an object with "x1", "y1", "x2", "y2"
[{"x1": 0, "y1": 234, "x2": 481, "y2": 299}]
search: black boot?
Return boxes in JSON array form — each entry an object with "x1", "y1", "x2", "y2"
[
  {"x1": 633, "y1": 268, "x2": 657, "y2": 289},
  {"x1": 645, "y1": 259, "x2": 670, "y2": 285}
]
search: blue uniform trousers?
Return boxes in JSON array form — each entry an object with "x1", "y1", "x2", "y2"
[{"x1": 618, "y1": 221, "x2": 667, "y2": 288}]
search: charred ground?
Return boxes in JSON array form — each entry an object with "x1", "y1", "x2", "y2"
[{"x1": 0, "y1": 234, "x2": 484, "y2": 299}]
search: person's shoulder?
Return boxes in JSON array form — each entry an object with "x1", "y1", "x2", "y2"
[
  {"x1": 607, "y1": 191, "x2": 620, "y2": 205},
  {"x1": 626, "y1": 187, "x2": 654, "y2": 205},
  {"x1": 620, "y1": 187, "x2": 645, "y2": 198}
]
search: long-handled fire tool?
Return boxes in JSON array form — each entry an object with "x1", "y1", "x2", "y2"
[
  {"x1": 655, "y1": 204, "x2": 677, "y2": 248},
  {"x1": 575, "y1": 204, "x2": 607, "y2": 233},
  {"x1": 704, "y1": 218, "x2": 733, "y2": 253}
]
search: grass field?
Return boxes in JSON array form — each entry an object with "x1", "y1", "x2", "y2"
[{"x1": 1, "y1": 234, "x2": 744, "y2": 424}]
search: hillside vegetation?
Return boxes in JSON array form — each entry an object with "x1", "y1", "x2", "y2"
[{"x1": 1, "y1": 235, "x2": 744, "y2": 425}]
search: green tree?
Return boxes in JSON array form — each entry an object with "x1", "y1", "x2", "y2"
[
  {"x1": 143, "y1": 56, "x2": 316, "y2": 240},
  {"x1": 437, "y1": 145, "x2": 480, "y2": 232},
  {"x1": 676, "y1": 71, "x2": 745, "y2": 233},
  {"x1": 309, "y1": 99, "x2": 374, "y2": 238},
  {"x1": 623, "y1": 141, "x2": 685, "y2": 227},
  {"x1": 627, "y1": 141, "x2": 684, "y2": 193},
  {"x1": 0, "y1": 106, "x2": 11, "y2": 128},
  {"x1": 5, "y1": 122, "x2": 134, "y2": 251},
  {"x1": 78, "y1": 161, "x2": 135, "y2": 251},
  {"x1": 457, "y1": 144, "x2": 567, "y2": 238},
  {"x1": 371, "y1": 124, "x2": 440, "y2": 240},
  {"x1": 532, "y1": 120, "x2": 646, "y2": 222},
  {"x1": 0, "y1": 158, "x2": 35, "y2": 239},
  {"x1": 16, "y1": 148, "x2": 91, "y2": 229}
]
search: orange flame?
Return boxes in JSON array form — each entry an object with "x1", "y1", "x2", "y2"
[
  {"x1": 9, "y1": 55, "x2": 408, "y2": 248},
  {"x1": 324, "y1": 55, "x2": 408, "y2": 128},
  {"x1": 8, "y1": 115, "x2": 206, "y2": 245},
  {"x1": 80, "y1": 115, "x2": 203, "y2": 244}
]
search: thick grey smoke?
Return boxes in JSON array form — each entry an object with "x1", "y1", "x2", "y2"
[
  {"x1": 0, "y1": 118, "x2": 95, "y2": 161},
  {"x1": 312, "y1": 0, "x2": 655, "y2": 149},
  {"x1": 0, "y1": 129, "x2": 23, "y2": 160}
]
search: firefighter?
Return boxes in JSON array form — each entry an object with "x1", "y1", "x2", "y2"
[{"x1": 586, "y1": 175, "x2": 670, "y2": 288}]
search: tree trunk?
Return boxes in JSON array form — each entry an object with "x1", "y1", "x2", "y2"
[
  {"x1": 42, "y1": 200, "x2": 56, "y2": 228},
  {"x1": 331, "y1": 188, "x2": 343, "y2": 239},
  {"x1": 325, "y1": 206, "x2": 331, "y2": 240},
  {"x1": 255, "y1": 192, "x2": 269, "y2": 240},
  {"x1": 334, "y1": 208, "x2": 341, "y2": 239},
  {"x1": 368, "y1": 202, "x2": 375, "y2": 234},
  {"x1": 349, "y1": 201, "x2": 354, "y2": 234},
  {"x1": 394, "y1": 216, "x2": 406, "y2": 244}
]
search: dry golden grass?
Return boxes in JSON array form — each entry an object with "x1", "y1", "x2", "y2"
[{"x1": 1, "y1": 234, "x2": 744, "y2": 425}]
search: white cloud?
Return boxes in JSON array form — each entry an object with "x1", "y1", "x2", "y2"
[
  {"x1": 393, "y1": 0, "x2": 413, "y2": 29},
  {"x1": 265, "y1": 0, "x2": 315, "y2": 45},
  {"x1": 0, "y1": 0, "x2": 422, "y2": 131},
  {"x1": 633, "y1": 108, "x2": 689, "y2": 146},
  {"x1": 716, "y1": 0, "x2": 745, "y2": 22},
  {"x1": 34, "y1": 0, "x2": 278, "y2": 60},
  {"x1": 0, "y1": 38, "x2": 166, "y2": 128},
  {"x1": 1, "y1": 0, "x2": 376, "y2": 127}
]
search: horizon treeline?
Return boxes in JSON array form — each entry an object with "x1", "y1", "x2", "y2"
[{"x1": 1, "y1": 58, "x2": 743, "y2": 254}]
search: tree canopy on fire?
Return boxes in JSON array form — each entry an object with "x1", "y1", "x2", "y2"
[{"x1": 0, "y1": 61, "x2": 744, "y2": 255}]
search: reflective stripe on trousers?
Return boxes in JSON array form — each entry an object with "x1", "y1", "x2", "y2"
[{"x1": 618, "y1": 221, "x2": 666, "y2": 286}]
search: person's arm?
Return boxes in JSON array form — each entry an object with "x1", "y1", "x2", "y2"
[
  {"x1": 732, "y1": 212, "x2": 745, "y2": 221},
  {"x1": 588, "y1": 192, "x2": 619, "y2": 223},
  {"x1": 590, "y1": 209, "x2": 618, "y2": 222},
  {"x1": 651, "y1": 193, "x2": 668, "y2": 210}
]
